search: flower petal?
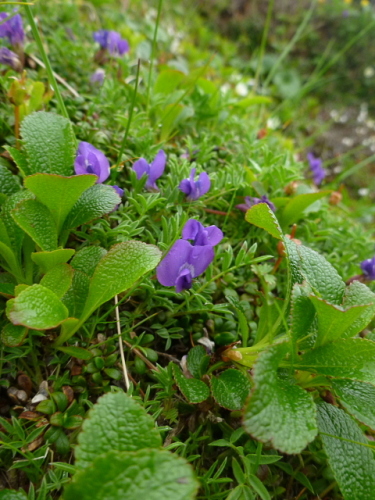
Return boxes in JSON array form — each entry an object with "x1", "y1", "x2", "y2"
[
  {"x1": 156, "y1": 239, "x2": 193, "y2": 286},
  {"x1": 179, "y1": 178, "x2": 192, "y2": 195},
  {"x1": 205, "y1": 226, "x2": 223, "y2": 246},
  {"x1": 197, "y1": 172, "x2": 210, "y2": 197},
  {"x1": 175, "y1": 268, "x2": 193, "y2": 293},
  {"x1": 133, "y1": 158, "x2": 150, "y2": 180},
  {"x1": 149, "y1": 150, "x2": 166, "y2": 184},
  {"x1": 182, "y1": 219, "x2": 202, "y2": 241},
  {"x1": 190, "y1": 245, "x2": 214, "y2": 277}
]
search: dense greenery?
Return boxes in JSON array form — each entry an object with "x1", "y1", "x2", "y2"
[{"x1": 1, "y1": 1, "x2": 375, "y2": 499}]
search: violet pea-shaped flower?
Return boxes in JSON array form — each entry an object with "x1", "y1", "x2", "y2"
[
  {"x1": 132, "y1": 150, "x2": 166, "y2": 191},
  {"x1": 182, "y1": 219, "x2": 223, "y2": 247},
  {"x1": 0, "y1": 11, "x2": 24, "y2": 46},
  {"x1": 307, "y1": 152, "x2": 326, "y2": 186},
  {"x1": 0, "y1": 47, "x2": 20, "y2": 70},
  {"x1": 236, "y1": 195, "x2": 275, "y2": 213},
  {"x1": 179, "y1": 167, "x2": 210, "y2": 201},
  {"x1": 156, "y1": 239, "x2": 214, "y2": 293},
  {"x1": 74, "y1": 141, "x2": 110, "y2": 183},
  {"x1": 93, "y1": 30, "x2": 129, "y2": 56},
  {"x1": 90, "y1": 68, "x2": 105, "y2": 85},
  {"x1": 360, "y1": 256, "x2": 375, "y2": 281}
]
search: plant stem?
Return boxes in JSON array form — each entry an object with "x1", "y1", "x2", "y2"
[
  {"x1": 146, "y1": 0, "x2": 163, "y2": 111},
  {"x1": 253, "y1": 0, "x2": 274, "y2": 93},
  {"x1": 115, "y1": 295, "x2": 130, "y2": 391},
  {"x1": 23, "y1": 2, "x2": 69, "y2": 119},
  {"x1": 116, "y1": 59, "x2": 141, "y2": 166}
]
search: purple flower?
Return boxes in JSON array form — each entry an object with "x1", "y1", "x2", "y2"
[
  {"x1": 236, "y1": 195, "x2": 275, "y2": 213},
  {"x1": 74, "y1": 142, "x2": 110, "y2": 183},
  {"x1": 179, "y1": 168, "x2": 210, "y2": 201},
  {"x1": 0, "y1": 46, "x2": 20, "y2": 70},
  {"x1": 182, "y1": 219, "x2": 223, "y2": 247},
  {"x1": 307, "y1": 152, "x2": 326, "y2": 186},
  {"x1": 156, "y1": 239, "x2": 214, "y2": 292},
  {"x1": 90, "y1": 68, "x2": 105, "y2": 85},
  {"x1": 93, "y1": 30, "x2": 129, "y2": 56},
  {"x1": 132, "y1": 150, "x2": 166, "y2": 191},
  {"x1": 0, "y1": 11, "x2": 24, "y2": 46},
  {"x1": 360, "y1": 257, "x2": 375, "y2": 281}
]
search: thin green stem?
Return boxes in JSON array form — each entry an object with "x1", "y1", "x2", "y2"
[
  {"x1": 253, "y1": 0, "x2": 274, "y2": 93},
  {"x1": 116, "y1": 59, "x2": 141, "y2": 166},
  {"x1": 29, "y1": 335, "x2": 42, "y2": 385},
  {"x1": 264, "y1": 1, "x2": 315, "y2": 88},
  {"x1": 23, "y1": 2, "x2": 69, "y2": 119},
  {"x1": 146, "y1": 0, "x2": 163, "y2": 111}
]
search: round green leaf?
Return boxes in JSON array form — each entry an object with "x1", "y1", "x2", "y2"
[
  {"x1": 31, "y1": 248, "x2": 75, "y2": 273},
  {"x1": 12, "y1": 199, "x2": 58, "y2": 251},
  {"x1": 6, "y1": 284, "x2": 68, "y2": 330},
  {"x1": 1, "y1": 323, "x2": 28, "y2": 347},
  {"x1": 75, "y1": 392, "x2": 162, "y2": 469},
  {"x1": 211, "y1": 369, "x2": 250, "y2": 410},
  {"x1": 172, "y1": 364, "x2": 210, "y2": 404},
  {"x1": 65, "y1": 449, "x2": 199, "y2": 500},
  {"x1": 0, "y1": 490, "x2": 27, "y2": 500},
  {"x1": 243, "y1": 344, "x2": 317, "y2": 454}
]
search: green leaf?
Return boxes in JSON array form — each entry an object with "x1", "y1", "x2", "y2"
[
  {"x1": 0, "y1": 282, "x2": 15, "y2": 298},
  {"x1": 65, "y1": 449, "x2": 198, "y2": 500},
  {"x1": 0, "y1": 164, "x2": 21, "y2": 196},
  {"x1": 211, "y1": 369, "x2": 250, "y2": 410},
  {"x1": 285, "y1": 239, "x2": 345, "y2": 305},
  {"x1": 290, "y1": 283, "x2": 316, "y2": 348},
  {"x1": 58, "y1": 346, "x2": 93, "y2": 361},
  {"x1": 4, "y1": 146, "x2": 30, "y2": 177},
  {"x1": 25, "y1": 174, "x2": 97, "y2": 233},
  {"x1": 0, "y1": 241, "x2": 23, "y2": 282},
  {"x1": 341, "y1": 281, "x2": 375, "y2": 338},
  {"x1": 1, "y1": 190, "x2": 34, "y2": 255},
  {"x1": 317, "y1": 401, "x2": 375, "y2": 500},
  {"x1": 187, "y1": 345, "x2": 210, "y2": 379},
  {"x1": 295, "y1": 338, "x2": 375, "y2": 383},
  {"x1": 172, "y1": 364, "x2": 210, "y2": 403},
  {"x1": 226, "y1": 485, "x2": 255, "y2": 500},
  {"x1": 6, "y1": 284, "x2": 68, "y2": 330},
  {"x1": 63, "y1": 184, "x2": 121, "y2": 230},
  {"x1": 0, "y1": 490, "x2": 28, "y2": 500},
  {"x1": 310, "y1": 295, "x2": 372, "y2": 347},
  {"x1": 40, "y1": 263, "x2": 74, "y2": 298},
  {"x1": 1, "y1": 323, "x2": 28, "y2": 347},
  {"x1": 12, "y1": 199, "x2": 57, "y2": 251},
  {"x1": 20, "y1": 111, "x2": 76, "y2": 176},
  {"x1": 75, "y1": 392, "x2": 162, "y2": 469},
  {"x1": 331, "y1": 379, "x2": 375, "y2": 430},
  {"x1": 279, "y1": 191, "x2": 330, "y2": 228},
  {"x1": 61, "y1": 269, "x2": 90, "y2": 318},
  {"x1": 154, "y1": 69, "x2": 186, "y2": 94},
  {"x1": 243, "y1": 344, "x2": 317, "y2": 454},
  {"x1": 245, "y1": 203, "x2": 283, "y2": 240},
  {"x1": 234, "y1": 95, "x2": 273, "y2": 108},
  {"x1": 70, "y1": 246, "x2": 107, "y2": 277},
  {"x1": 31, "y1": 248, "x2": 75, "y2": 273},
  {"x1": 81, "y1": 241, "x2": 161, "y2": 321}
]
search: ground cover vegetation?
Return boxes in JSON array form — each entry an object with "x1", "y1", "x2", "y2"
[{"x1": 1, "y1": 0, "x2": 375, "y2": 499}]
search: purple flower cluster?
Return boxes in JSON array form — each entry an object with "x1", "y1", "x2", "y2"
[
  {"x1": 179, "y1": 168, "x2": 210, "y2": 201},
  {"x1": 236, "y1": 195, "x2": 275, "y2": 213},
  {"x1": 74, "y1": 141, "x2": 124, "y2": 203},
  {"x1": 157, "y1": 219, "x2": 223, "y2": 292},
  {"x1": 307, "y1": 152, "x2": 326, "y2": 186},
  {"x1": 0, "y1": 11, "x2": 24, "y2": 46},
  {"x1": 360, "y1": 257, "x2": 375, "y2": 281},
  {"x1": 93, "y1": 30, "x2": 129, "y2": 56}
]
